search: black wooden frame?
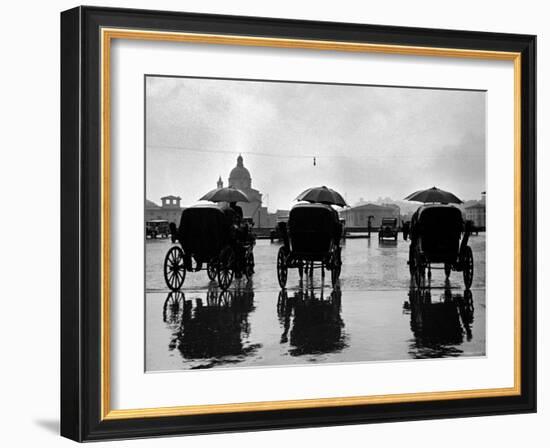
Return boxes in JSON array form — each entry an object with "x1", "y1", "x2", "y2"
[{"x1": 61, "y1": 6, "x2": 536, "y2": 442}]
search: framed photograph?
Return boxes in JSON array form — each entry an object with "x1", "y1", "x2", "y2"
[{"x1": 61, "y1": 6, "x2": 536, "y2": 441}]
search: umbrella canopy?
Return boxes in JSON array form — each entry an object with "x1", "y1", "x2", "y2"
[
  {"x1": 199, "y1": 186, "x2": 250, "y2": 203},
  {"x1": 296, "y1": 186, "x2": 347, "y2": 207},
  {"x1": 404, "y1": 186, "x2": 463, "y2": 204}
]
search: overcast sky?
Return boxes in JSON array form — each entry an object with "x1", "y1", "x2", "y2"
[{"x1": 146, "y1": 76, "x2": 486, "y2": 211}]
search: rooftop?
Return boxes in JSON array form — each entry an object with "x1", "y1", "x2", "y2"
[
  {"x1": 465, "y1": 202, "x2": 486, "y2": 209},
  {"x1": 161, "y1": 195, "x2": 181, "y2": 200}
]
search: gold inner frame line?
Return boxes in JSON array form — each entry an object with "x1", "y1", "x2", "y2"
[{"x1": 100, "y1": 27, "x2": 522, "y2": 421}]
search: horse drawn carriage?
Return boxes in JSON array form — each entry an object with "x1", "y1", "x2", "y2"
[
  {"x1": 163, "y1": 203, "x2": 255, "y2": 291},
  {"x1": 276, "y1": 202, "x2": 343, "y2": 288},
  {"x1": 405, "y1": 204, "x2": 474, "y2": 289}
]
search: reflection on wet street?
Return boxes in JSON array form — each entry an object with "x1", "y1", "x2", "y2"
[
  {"x1": 277, "y1": 288, "x2": 346, "y2": 357},
  {"x1": 162, "y1": 287, "x2": 259, "y2": 369},
  {"x1": 406, "y1": 285, "x2": 476, "y2": 358},
  {"x1": 146, "y1": 236, "x2": 485, "y2": 371}
]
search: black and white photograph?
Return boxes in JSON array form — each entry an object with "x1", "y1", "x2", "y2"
[
  {"x1": 52, "y1": 3, "x2": 539, "y2": 443},
  {"x1": 144, "y1": 75, "x2": 486, "y2": 372}
]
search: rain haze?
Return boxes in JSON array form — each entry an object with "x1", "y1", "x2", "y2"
[{"x1": 145, "y1": 76, "x2": 486, "y2": 210}]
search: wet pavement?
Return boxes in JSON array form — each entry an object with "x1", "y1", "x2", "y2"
[{"x1": 145, "y1": 235, "x2": 486, "y2": 371}]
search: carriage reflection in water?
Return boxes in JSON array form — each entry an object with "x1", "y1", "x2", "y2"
[
  {"x1": 277, "y1": 287, "x2": 346, "y2": 356},
  {"x1": 163, "y1": 285, "x2": 260, "y2": 367},
  {"x1": 405, "y1": 284, "x2": 475, "y2": 358},
  {"x1": 163, "y1": 203, "x2": 255, "y2": 291},
  {"x1": 276, "y1": 203, "x2": 343, "y2": 288}
]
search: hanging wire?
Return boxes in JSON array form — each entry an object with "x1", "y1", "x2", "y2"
[{"x1": 147, "y1": 144, "x2": 484, "y2": 160}]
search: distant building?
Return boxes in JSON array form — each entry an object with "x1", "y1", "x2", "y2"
[
  {"x1": 145, "y1": 195, "x2": 184, "y2": 224},
  {"x1": 464, "y1": 192, "x2": 486, "y2": 229},
  {"x1": 275, "y1": 209, "x2": 290, "y2": 223},
  {"x1": 339, "y1": 203, "x2": 401, "y2": 228},
  {"x1": 400, "y1": 209, "x2": 416, "y2": 224},
  {"x1": 218, "y1": 154, "x2": 277, "y2": 228}
]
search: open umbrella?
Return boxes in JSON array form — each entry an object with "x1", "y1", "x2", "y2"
[
  {"x1": 404, "y1": 186, "x2": 463, "y2": 204},
  {"x1": 199, "y1": 186, "x2": 250, "y2": 203},
  {"x1": 296, "y1": 186, "x2": 347, "y2": 207}
]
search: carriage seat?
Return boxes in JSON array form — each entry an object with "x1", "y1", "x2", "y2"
[
  {"x1": 412, "y1": 204, "x2": 464, "y2": 263},
  {"x1": 288, "y1": 203, "x2": 341, "y2": 256},
  {"x1": 178, "y1": 204, "x2": 230, "y2": 261}
]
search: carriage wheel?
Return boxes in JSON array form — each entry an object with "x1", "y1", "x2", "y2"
[
  {"x1": 330, "y1": 248, "x2": 342, "y2": 287},
  {"x1": 413, "y1": 248, "x2": 425, "y2": 289},
  {"x1": 408, "y1": 244, "x2": 416, "y2": 276},
  {"x1": 277, "y1": 246, "x2": 288, "y2": 289},
  {"x1": 217, "y1": 247, "x2": 235, "y2": 290},
  {"x1": 277, "y1": 289, "x2": 289, "y2": 315},
  {"x1": 244, "y1": 250, "x2": 255, "y2": 280},
  {"x1": 414, "y1": 263, "x2": 425, "y2": 289},
  {"x1": 163, "y1": 246, "x2": 186, "y2": 291},
  {"x1": 298, "y1": 261, "x2": 304, "y2": 280},
  {"x1": 462, "y1": 289, "x2": 475, "y2": 322},
  {"x1": 461, "y1": 246, "x2": 474, "y2": 289},
  {"x1": 207, "y1": 257, "x2": 218, "y2": 281},
  {"x1": 219, "y1": 289, "x2": 233, "y2": 306},
  {"x1": 162, "y1": 291, "x2": 184, "y2": 323},
  {"x1": 444, "y1": 263, "x2": 452, "y2": 279},
  {"x1": 206, "y1": 287, "x2": 218, "y2": 305}
]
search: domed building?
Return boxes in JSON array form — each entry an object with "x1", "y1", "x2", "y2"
[
  {"x1": 229, "y1": 154, "x2": 253, "y2": 190},
  {"x1": 217, "y1": 154, "x2": 275, "y2": 228}
]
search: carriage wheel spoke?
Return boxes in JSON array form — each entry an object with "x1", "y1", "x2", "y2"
[{"x1": 164, "y1": 247, "x2": 186, "y2": 291}]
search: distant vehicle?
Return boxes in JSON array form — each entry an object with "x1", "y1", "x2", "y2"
[
  {"x1": 146, "y1": 220, "x2": 170, "y2": 239},
  {"x1": 378, "y1": 217, "x2": 398, "y2": 241}
]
